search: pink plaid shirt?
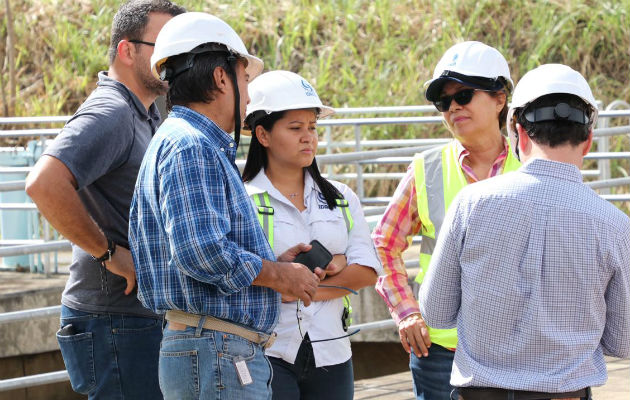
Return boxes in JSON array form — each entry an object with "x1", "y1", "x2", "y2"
[{"x1": 372, "y1": 139, "x2": 509, "y2": 324}]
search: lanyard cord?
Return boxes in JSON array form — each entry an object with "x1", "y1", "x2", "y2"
[{"x1": 295, "y1": 284, "x2": 360, "y2": 343}]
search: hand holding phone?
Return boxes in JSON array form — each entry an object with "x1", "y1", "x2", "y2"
[{"x1": 293, "y1": 240, "x2": 333, "y2": 272}]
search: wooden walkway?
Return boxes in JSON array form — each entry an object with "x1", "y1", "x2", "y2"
[{"x1": 354, "y1": 357, "x2": 629, "y2": 399}]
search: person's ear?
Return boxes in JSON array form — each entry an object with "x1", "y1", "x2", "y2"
[
  {"x1": 496, "y1": 91, "x2": 507, "y2": 114},
  {"x1": 582, "y1": 129, "x2": 594, "y2": 156},
  {"x1": 213, "y1": 66, "x2": 229, "y2": 94},
  {"x1": 516, "y1": 123, "x2": 530, "y2": 154},
  {"x1": 116, "y1": 40, "x2": 134, "y2": 67},
  {"x1": 255, "y1": 125, "x2": 271, "y2": 148}
]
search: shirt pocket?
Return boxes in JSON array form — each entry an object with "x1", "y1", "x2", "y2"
[
  {"x1": 308, "y1": 209, "x2": 348, "y2": 255},
  {"x1": 272, "y1": 212, "x2": 304, "y2": 255}
]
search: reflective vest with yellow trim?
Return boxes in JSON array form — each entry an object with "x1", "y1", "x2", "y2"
[
  {"x1": 413, "y1": 140, "x2": 521, "y2": 349},
  {"x1": 251, "y1": 192, "x2": 355, "y2": 329}
]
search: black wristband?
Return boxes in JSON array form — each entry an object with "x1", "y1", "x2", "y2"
[{"x1": 93, "y1": 238, "x2": 116, "y2": 263}]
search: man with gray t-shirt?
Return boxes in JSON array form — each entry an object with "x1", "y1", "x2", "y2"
[{"x1": 25, "y1": 1, "x2": 184, "y2": 398}]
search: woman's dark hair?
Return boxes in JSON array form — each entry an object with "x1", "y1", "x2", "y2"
[
  {"x1": 515, "y1": 93, "x2": 592, "y2": 147},
  {"x1": 487, "y1": 77, "x2": 510, "y2": 130},
  {"x1": 242, "y1": 110, "x2": 343, "y2": 210}
]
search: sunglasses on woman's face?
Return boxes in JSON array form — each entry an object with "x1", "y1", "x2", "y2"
[{"x1": 434, "y1": 88, "x2": 482, "y2": 112}]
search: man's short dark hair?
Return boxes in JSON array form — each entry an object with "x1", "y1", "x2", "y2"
[
  {"x1": 108, "y1": 0, "x2": 185, "y2": 65},
  {"x1": 165, "y1": 50, "x2": 246, "y2": 109},
  {"x1": 515, "y1": 93, "x2": 594, "y2": 147}
]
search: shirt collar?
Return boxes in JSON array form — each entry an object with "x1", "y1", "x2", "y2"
[
  {"x1": 170, "y1": 105, "x2": 237, "y2": 161},
  {"x1": 96, "y1": 71, "x2": 160, "y2": 123},
  {"x1": 521, "y1": 158, "x2": 583, "y2": 183},
  {"x1": 454, "y1": 137, "x2": 510, "y2": 164},
  {"x1": 455, "y1": 137, "x2": 510, "y2": 182},
  {"x1": 246, "y1": 169, "x2": 317, "y2": 207}
]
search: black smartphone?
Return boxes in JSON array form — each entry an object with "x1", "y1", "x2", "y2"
[
  {"x1": 294, "y1": 240, "x2": 333, "y2": 272},
  {"x1": 57, "y1": 324, "x2": 76, "y2": 336}
]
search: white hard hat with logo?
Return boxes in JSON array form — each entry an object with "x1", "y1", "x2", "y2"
[
  {"x1": 150, "y1": 12, "x2": 263, "y2": 147},
  {"x1": 507, "y1": 63, "x2": 598, "y2": 138},
  {"x1": 245, "y1": 70, "x2": 335, "y2": 129},
  {"x1": 424, "y1": 41, "x2": 513, "y2": 102},
  {"x1": 150, "y1": 12, "x2": 263, "y2": 80}
]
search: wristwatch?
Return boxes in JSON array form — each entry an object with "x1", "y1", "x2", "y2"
[{"x1": 93, "y1": 238, "x2": 117, "y2": 263}]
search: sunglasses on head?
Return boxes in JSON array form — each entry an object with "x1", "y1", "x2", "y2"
[{"x1": 433, "y1": 88, "x2": 484, "y2": 112}]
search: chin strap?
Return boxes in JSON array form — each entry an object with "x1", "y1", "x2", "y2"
[{"x1": 226, "y1": 54, "x2": 241, "y2": 148}]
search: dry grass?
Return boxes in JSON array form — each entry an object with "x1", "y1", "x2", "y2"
[{"x1": 0, "y1": 0, "x2": 628, "y2": 210}]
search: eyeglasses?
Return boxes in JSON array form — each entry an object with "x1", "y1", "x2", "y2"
[
  {"x1": 128, "y1": 39, "x2": 155, "y2": 47},
  {"x1": 433, "y1": 88, "x2": 484, "y2": 112}
]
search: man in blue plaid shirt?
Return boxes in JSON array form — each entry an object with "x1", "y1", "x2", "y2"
[
  {"x1": 128, "y1": 13, "x2": 323, "y2": 399},
  {"x1": 420, "y1": 64, "x2": 630, "y2": 400}
]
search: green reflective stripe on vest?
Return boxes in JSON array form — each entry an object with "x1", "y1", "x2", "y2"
[
  {"x1": 412, "y1": 140, "x2": 521, "y2": 349},
  {"x1": 336, "y1": 198, "x2": 354, "y2": 232},
  {"x1": 252, "y1": 192, "x2": 274, "y2": 249}
]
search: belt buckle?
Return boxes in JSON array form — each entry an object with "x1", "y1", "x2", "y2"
[{"x1": 263, "y1": 332, "x2": 277, "y2": 349}]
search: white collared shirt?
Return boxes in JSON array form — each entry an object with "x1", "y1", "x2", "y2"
[{"x1": 246, "y1": 170, "x2": 382, "y2": 367}]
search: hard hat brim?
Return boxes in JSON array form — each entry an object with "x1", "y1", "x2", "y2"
[
  {"x1": 424, "y1": 74, "x2": 508, "y2": 102},
  {"x1": 242, "y1": 105, "x2": 335, "y2": 136}
]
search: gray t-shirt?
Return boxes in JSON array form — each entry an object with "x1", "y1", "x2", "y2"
[{"x1": 45, "y1": 72, "x2": 160, "y2": 317}]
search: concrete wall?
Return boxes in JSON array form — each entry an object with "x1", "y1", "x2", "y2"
[
  {"x1": 0, "y1": 277, "x2": 81, "y2": 399},
  {"x1": 0, "y1": 287, "x2": 62, "y2": 358}
]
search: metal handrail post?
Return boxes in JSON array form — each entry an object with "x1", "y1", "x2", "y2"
[
  {"x1": 324, "y1": 125, "x2": 333, "y2": 177},
  {"x1": 354, "y1": 124, "x2": 364, "y2": 200},
  {"x1": 597, "y1": 102, "x2": 611, "y2": 194}
]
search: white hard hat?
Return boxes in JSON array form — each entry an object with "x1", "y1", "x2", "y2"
[
  {"x1": 150, "y1": 12, "x2": 263, "y2": 80},
  {"x1": 506, "y1": 64, "x2": 598, "y2": 160},
  {"x1": 510, "y1": 64, "x2": 597, "y2": 111},
  {"x1": 424, "y1": 41, "x2": 513, "y2": 102},
  {"x1": 245, "y1": 70, "x2": 335, "y2": 126},
  {"x1": 507, "y1": 64, "x2": 598, "y2": 137}
]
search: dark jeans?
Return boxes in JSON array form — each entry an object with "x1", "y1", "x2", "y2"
[
  {"x1": 57, "y1": 305, "x2": 163, "y2": 399},
  {"x1": 409, "y1": 343, "x2": 457, "y2": 400},
  {"x1": 269, "y1": 335, "x2": 354, "y2": 400}
]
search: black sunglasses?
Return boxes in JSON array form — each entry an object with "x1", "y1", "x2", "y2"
[
  {"x1": 433, "y1": 88, "x2": 482, "y2": 112},
  {"x1": 128, "y1": 39, "x2": 155, "y2": 47}
]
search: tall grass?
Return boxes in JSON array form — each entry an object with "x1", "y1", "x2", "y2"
[{"x1": 0, "y1": 0, "x2": 628, "y2": 210}]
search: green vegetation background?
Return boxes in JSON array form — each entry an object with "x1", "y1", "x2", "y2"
[{"x1": 0, "y1": 0, "x2": 629, "y2": 205}]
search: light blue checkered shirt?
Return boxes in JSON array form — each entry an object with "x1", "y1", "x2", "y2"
[
  {"x1": 419, "y1": 158, "x2": 630, "y2": 392},
  {"x1": 129, "y1": 106, "x2": 278, "y2": 333}
]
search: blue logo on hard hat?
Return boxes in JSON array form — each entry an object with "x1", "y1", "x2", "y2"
[
  {"x1": 447, "y1": 53, "x2": 458, "y2": 67},
  {"x1": 301, "y1": 79, "x2": 315, "y2": 97}
]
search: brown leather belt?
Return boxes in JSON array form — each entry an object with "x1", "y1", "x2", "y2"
[
  {"x1": 458, "y1": 387, "x2": 589, "y2": 400},
  {"x1": 165, "y1": 310, "x2": 277, "y2": 349}
]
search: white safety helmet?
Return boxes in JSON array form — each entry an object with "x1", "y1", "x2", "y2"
[
  {"x1": 507, "y1": 64, "x2": 597, "y2": 160},
  {"x1": 150, "y1": 12, "x2": 263, "y2": 80},
  {"x1": 150, "y1": 12, "x2": 263, "y2": 146},
  {"x1": 424, "y1": 41, "x2": 513, "y2": 102},
  {"x1": 244, "y1": 70, "x2": 335, "y2": 130}
]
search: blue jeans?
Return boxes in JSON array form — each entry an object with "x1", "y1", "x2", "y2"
[
  {"x1": 159, "y1": 321, "x2": 273, "y2": 400},
  {"x1": 56, "y1": 305, "x2": 163, "y2": 399},
  {"x1": 409, "y1": 344, "x2": 457, "y2": 400},
  {"x1": 269, "y1": 335, "x2": 354, "y2": 400}
]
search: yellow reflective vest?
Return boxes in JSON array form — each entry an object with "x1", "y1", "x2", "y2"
[{"x1": 413, "y1": 140, "x2": 521, "y2": 349}]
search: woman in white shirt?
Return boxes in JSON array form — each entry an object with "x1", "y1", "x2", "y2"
[{"x1": 242, "y1": 70, "x2": 382, "y2": 400}]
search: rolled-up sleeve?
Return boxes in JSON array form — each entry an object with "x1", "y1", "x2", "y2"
[
  {"x1": 159, "y1": 147, "x2": 262, "y2": 295},
  {"x1": 372, "y1": 165, "x2": 423, "y2": 324},
  {"x1": 338, "y1": 184, "x2": 382, "y2": 274}
]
